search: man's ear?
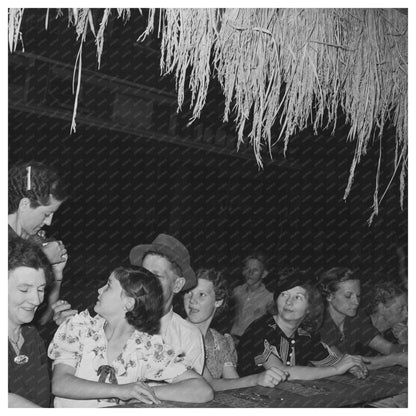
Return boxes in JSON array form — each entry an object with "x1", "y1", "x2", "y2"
[
  {"x1": 326, "y1": 293, "x2": 333, "y2": 303},
  {"x1": 215, "y1": 299, "x2": 224, "y2": 309},
  {"x1": 173, "y1": 277, "x2": 186, "y2": 294},
  {"x1": 18, "y1": 198, "x2": 31, "y2": 212},
  {"x1": 261, "y1": 269, "x2": 269, "y2": 280}
]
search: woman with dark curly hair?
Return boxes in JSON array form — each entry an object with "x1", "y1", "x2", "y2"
[
  {"x1": 237, "y1": 270, "x2": 366, "y2": 381},
  {"x1": 48, "y1": 266, "x2": 213, "y2": 407},
  {"x1": 318, "y1": 267, "x2": 407, "y2": 370},
  {"x1": 184, "y1": 268, "x2": 293, "y2": 390}
]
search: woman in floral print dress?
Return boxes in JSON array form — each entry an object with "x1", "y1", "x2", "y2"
[
  {"x1": 48, "y1": 265, "x2": 212, "y2": 407},
  {"x1": 184, "y1": 268, "x2": 288, "y2": 390}
]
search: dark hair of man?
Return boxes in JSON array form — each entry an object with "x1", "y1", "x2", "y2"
[
  {"x1": 8, "y1": 238, "x2": 53, "y2": 287},
  {"x1": 317, "y1": 267, "x2": 360, "y2": 299},
  {"x1": 367, "y1": 281, "x2": 406, "y2": 315},
  {"x1": 8, "y1": 161, "x2": 68, "y2": 214},
  {"x1": 113, "y1": 265, "x2": 164, "y2": 335}
]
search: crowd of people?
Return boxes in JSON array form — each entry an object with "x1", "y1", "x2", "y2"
[{"x1": 8, "y1": 161, "x2": 408, "y2": 408}]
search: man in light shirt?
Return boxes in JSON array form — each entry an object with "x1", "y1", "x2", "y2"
[
  {"x1": 231, "y1": 252, "x2": 273, "y2": 342},
  {"x1": 129, "y1": 234, "x2": 205, "y2": 374}
]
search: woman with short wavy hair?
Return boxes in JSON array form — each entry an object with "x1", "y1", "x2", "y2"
[
  {"x1": 48, "y1": 265, "x2": 212, "y2": 407},
  {"x1": 184, "y1": 268, "x2": 288, "y2": 390}
]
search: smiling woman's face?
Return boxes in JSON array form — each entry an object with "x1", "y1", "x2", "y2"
[
  {"x1": 276, "y1": 286, "x2": 309, "y2": 323},
  {"x1": 8, "y1": 266, "x2": 46, "y2": 326}
]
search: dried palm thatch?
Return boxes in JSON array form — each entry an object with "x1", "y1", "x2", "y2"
[{"x1": 8, "y1": 8, "x2": 408, "y2": 224}]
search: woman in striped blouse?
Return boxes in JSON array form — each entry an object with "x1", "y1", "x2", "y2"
[{"x1": 237, "y1": 270, "x2": 367, "y2": 380}]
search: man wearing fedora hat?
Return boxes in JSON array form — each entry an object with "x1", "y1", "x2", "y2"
[{"x1": 129, "y1": 234, "x2": 205, "y2": 375}]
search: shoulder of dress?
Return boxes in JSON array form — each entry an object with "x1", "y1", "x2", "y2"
[
  {"x1": 63, "y1": 309, "x2": 102, "y2": 329},
  {"x1": 243, "y1": 314, "x2": 272, "y2": 333},
  {"x1": 209, "y1": 328, "x2": 224, "y2": 341},
  {"x1": 132, "y1": 330, "x2": 162, "y2": 345},
  {"x1": 351, "y1": 308, "x2": 370, "y2": 320},
  {"x1": 297, "y1": 327, "x2": 312, "y2": 338},
  {"x1": 22, "y1": 324, "x2": 41, "y2": 338}
]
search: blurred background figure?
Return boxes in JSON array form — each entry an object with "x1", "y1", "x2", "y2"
[
  {"x1": 230, "y1": 252, "x2": 273, "y2": 343},
  {"x1": 367, "y1": 281, "x2": 407, "y2": 345}
]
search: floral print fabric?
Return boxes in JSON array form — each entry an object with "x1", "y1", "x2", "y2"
[
  {"x1": 48, "y1": 310, "x2": 188, "y2": 407},
  {"x1": 205, "y1": 328, "x2": 237, "y2": 378}
]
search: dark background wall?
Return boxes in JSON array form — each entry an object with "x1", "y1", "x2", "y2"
[{"x1": 9, "y1": 9, "x2": 407, "y2": 318}]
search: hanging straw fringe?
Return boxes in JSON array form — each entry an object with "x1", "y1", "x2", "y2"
[
  {"x1": 140, "y1": 9, "x2": 407, "y2": 224},
  {"x1": 8, "y1": 8, "x2": 25, "y2": 53},
  {"x1": 8, "y1": 8, "x2": 407, "y2": 224}
]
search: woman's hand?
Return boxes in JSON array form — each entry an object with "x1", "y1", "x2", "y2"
[
  {"x1": 42, "y1": 240, "x2": 67, "y2": 265},
  {"x1": 115, "y1": 382, "x2": 160, "y2": 404},
  {"x1": 52, "y1": 300, "x2": 78, "y2": 326},
  {"x1": 51, "y1": 254, "x2": 68, "y2": 277},
  {"x1": 348, "y1": 364, "x2": 368, "y2": 379},
  {"x1": 255, "y1": 367, "x2": 288, "y2": 387},
  {"x1": 334, "y1": 354, "x2": 367, "y2": 375},
  {"x1": 346, "y1": 355, "x2": 369, "y2": 379}
]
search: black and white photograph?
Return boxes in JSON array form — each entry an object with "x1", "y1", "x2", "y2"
[{"x1": 7, "y1": 6, "x2": 409, "y2": 409}]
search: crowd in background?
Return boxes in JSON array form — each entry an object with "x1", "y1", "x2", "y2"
[{"x1": 8, "y1": 161, "x2": 408, "y2": 408}]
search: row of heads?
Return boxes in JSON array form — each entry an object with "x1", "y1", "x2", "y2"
[
  {"x1": 10, "y1": 235, "x2": 404, "y2": 322},
  {"x1": 8, "y1": 161, "x2": 405, "y2": 325},
  {"x1": 7, "y1": 160, "x2": 403, "y2": 297}
]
